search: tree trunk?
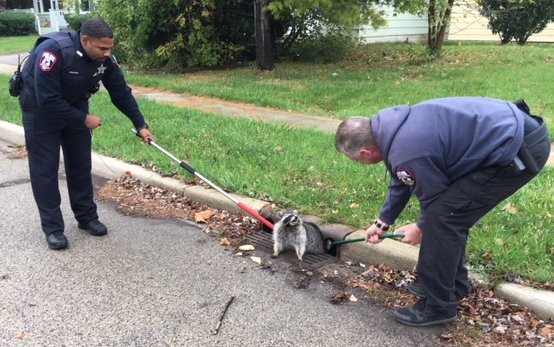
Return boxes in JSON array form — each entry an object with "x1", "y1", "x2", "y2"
[
  {"x1": 254, "y1": 0, "x2": 274, "y2": 71},
  {"x1": 427, "y1": 0, "x2": 455, "y2": 55}
]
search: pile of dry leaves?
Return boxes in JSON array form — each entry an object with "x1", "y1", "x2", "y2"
[
  {"x1": 344, "y1": 263, "x2": 553, "y2": 346},
  {"x1": 97, "y1": 173, "x2": 261, "y2": 240}
]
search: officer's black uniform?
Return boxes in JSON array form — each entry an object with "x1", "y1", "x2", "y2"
[{"x1": 19, "y1": 31, "x2": 148, "y2": 236}]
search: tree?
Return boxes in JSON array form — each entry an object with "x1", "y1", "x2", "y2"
[
  {"x1": 259, "y1": 0, "x2": 426, "y2": 68},
  {"x1": 427, "y1": 0, "x2": 455, "y2": 55},
  {"x1": 478, "y1": 0, "x2": 554, "y2": 45},
  {"x1": 254, "y1": 0, "x2": 273, "y2": 70}
]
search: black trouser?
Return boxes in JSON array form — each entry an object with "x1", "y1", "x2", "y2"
[
  {"x1": 417, "y1": 115, "x2": 551, "y2": 313},
  {"x1": 24, "y1": 123, "x2": 98, "y2": 235}
]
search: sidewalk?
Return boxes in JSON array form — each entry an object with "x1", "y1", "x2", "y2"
[{"x1": 1, "y1": 57, "x2": 553, "y2": 320}]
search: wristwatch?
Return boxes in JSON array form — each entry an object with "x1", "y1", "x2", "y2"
[{"x1": 374, "y1": 219, "x2": 390, "y2": 231}]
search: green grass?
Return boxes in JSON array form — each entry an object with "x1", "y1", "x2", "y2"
[
  {"x1": 1, "y1": 74, "x2": 551, "y2": 284},
  {"x1": 125, "y1": 41, "x2": 554, "y2": 141},
  {"x1": 0, "y1": 35, "x2": 38, "y2": 54}
]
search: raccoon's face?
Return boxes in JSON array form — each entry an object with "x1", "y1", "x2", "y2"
[{"x1": 281, "y1": 212, "x2": 301, "y2": 227}]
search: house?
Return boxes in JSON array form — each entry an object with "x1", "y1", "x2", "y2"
[
  {"x1": 449, "y1": 0, "x2": 554, "y2": 42},
  {"x1": 355, "y1": 5, "x2": 428, "y2": 43},
  {"x1": 356, "y1": 0, "x2": 554, "y2": 44},
  {"x1": 3, "y1": 0, "x2": 93, "y2": 34}
]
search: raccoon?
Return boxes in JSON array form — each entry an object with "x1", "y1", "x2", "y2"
[{"x1": 272, "y1": 211, "x2": 325, "y2": 261}]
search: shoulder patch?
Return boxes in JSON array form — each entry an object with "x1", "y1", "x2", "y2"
[
  {"x1": 39, "y1": 51, "x2": 58, "y2": 72},
  {"x1": 396, "y1": 168, "x2": 416, "y2": 186}
]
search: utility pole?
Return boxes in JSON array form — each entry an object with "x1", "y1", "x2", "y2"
[{"x1": 254, "y1": 0, "x2": 274, "y2": 71}]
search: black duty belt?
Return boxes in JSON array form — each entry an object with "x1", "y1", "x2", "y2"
[{"x1": 513, "y1": 113, "x2": 547, "y2": 174}]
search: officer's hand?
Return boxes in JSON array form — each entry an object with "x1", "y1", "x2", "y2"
[
  {"x1": 85, "y1": 115, "x2": 102, "y2": 129},
  {"x1": 365, "y1": 223, "x2": 386, "y2": 244},
  {"x1": 395, "y1": 223, "x2": 423, "y2": 245},
  {"x1": 139, "y1": 128, "x2": 154, "y2": 144}
]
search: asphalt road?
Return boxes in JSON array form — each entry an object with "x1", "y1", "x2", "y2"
[{"x1": 0, "y1": 142, "x2": 442, "y2": 346}]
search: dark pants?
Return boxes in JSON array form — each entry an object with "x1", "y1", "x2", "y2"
[
  {"x1": 24, "y1": 124, "x2": 98, "y2": 235},
  {"x1": 418, "y1": 115, "x2": 551, "y2": 314}
]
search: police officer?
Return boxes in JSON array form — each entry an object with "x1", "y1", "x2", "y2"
[
  {"x1": 19, "y1": 18, "x2": 154, "y2": 250},
  {"x1": 335, "y1": 97, "x2": 550, "y2": 327}
]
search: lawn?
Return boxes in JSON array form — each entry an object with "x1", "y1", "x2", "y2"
[
  {"x1": 125, "y1": 41, "x2": 554, "y2": 141},
  {"x1": 0, "y1": 72, "x2": 552, "y2": 284},
  {"x1": 0, "y1": 35, "x2": 38, "y2": 54}
]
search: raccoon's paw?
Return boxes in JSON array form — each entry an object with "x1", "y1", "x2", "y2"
[{"x1": 271, "y1": 252, "x2": 280, "y2": 258}]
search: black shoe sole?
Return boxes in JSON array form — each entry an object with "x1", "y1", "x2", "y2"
[
  {"x1": 394, "y1": 313, "x2": 457, "y2": 327},
  {"x1": 78, "y1": 224, "x2": 107, "y2": 236},
  {"x1": 47, "y1": 241, "x2": 68, "y2": 250}
]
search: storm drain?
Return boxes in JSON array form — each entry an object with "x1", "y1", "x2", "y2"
[{"x1": 245, "y1": 231, "x2": 337, "y2": 269}]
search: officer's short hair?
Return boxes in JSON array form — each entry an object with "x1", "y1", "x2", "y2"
[
  {"x1": 81, "y1": 18, "x2": 114, "y2": 39},
  {"x1": 335, "y1": 117, "x2": 377, "y2": 156}
]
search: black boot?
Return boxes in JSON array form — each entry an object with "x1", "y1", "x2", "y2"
[
  {"x1": 394, "y1": 298, "x2": 457, "y2": 327},
  {"x1": 46, "y1": 231, "x2": 68, "y2": 250},
  {"x1": 407, "y1": 282, "x2": 426, "y2": 297},
  {"x1": 78, "y1": 219, "x2": 108, "y2": 236}
]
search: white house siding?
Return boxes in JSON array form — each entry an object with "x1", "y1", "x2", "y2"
[
  {"x1": 450, "y1": 0, "x2": 554, "y2": 42},
  {"x1": 355, "y1": 6, "x2": 428, "y2": 43}
]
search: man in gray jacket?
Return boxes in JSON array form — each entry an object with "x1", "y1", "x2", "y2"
[{"x1": 335, "y1": 97, "x2": 550, "y2": 327}]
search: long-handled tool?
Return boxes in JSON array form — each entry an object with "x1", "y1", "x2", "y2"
[
  {"x1": 132, "y1": 130, "x2": 275, "y2": 230},
  {"x1": 324, "y1": 234, "x2": 404, "y2": 251}
]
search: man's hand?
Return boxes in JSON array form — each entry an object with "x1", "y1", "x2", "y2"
[
  {"x1": 365, "y1": 221, "x2": 387, "y2": 244},
  {"x1": 85, "y1": 114, "x2": 102, "y2": 129},
  {"x1": 138, "y1": 128, "x2": 154, "y2": 144},
  {"x1": 395, "y1": 223, "x2": 423, "y2": 245}
]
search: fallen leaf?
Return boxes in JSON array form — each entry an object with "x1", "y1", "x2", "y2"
[
  {"x1": 510, "y1": 314, "x2": 524, "y2": 324},
  {"x1": 350, "y1": 203, "x2": 360, "y2": 209},
  {"x1": 540, "y1": 326, "x2": 552, "y2": 338},
  {"x1": 493, "y1": 324, "x2": 507, "y2": 334},
  {"x1": 481, "y1": 252, "x2": 493, "y2": 261},
  {"x1": 502, "y1": 203, "x2": 517, "y2": 214},
  {"x1": 495, "y1": 238, "x2": 505, "y2": 246},
  {"x1": 330, "y1": 292, "x2": 349, "y2": 305},
  {"x1": 219, "y1": 238, "x2": 231, "y2": 246},
  {"x1": 238, "y1": 245, "x2": 255, "y2": 251},
  {"x1": 15, "y1": 332, "x2": 25, "y2": 339},
  {"x1": 250, "y1": 256, "x2": 262, "y2": 265},
  {"x1": 195, "y1": 210, "x2": 216, "y2": 223}
]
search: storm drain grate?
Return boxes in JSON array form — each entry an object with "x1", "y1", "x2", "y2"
[{"x1": 245, "y1": 231, "x2": 337, "y2": 269}]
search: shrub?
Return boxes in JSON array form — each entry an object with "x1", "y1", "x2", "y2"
[
  {"x1": 96, "y1": 0, "x2": 251, "y2": 70},
  {"x1": 64, "y1": 13, "x2": 94, "y2": 31},
  {"x1": 287, "y1": 31, "x2": 356, "y2": 64},
  {"x1": 0, "y1": 11, "x2": 36, "y2": 36},
  {"x1": 478, "y1": 0, "x2": 554, "y2": 45}
]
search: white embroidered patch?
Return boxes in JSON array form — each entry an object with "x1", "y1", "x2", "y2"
[
  {"x1": 39, "y1": 51, "x2": 58, "y2": 72},
  {"x1": 396, "y1": 169, "x2": 415, "y2": 186}
]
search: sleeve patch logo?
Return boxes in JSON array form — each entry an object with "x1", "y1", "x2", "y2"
[
  {"x1": 39, "y1": 51, "x2": 58, "y2": 72},
  {"x1": 396, "y1": 168, "x2": 416, "y2": 186}
]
